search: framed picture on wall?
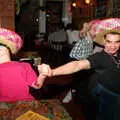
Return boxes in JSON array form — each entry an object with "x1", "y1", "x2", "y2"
[{"x1": 95, "y1": 0, "x2": 107, "y2": 19}]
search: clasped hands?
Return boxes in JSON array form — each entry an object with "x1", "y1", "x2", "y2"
[{"x1": 37, "y1": 64, "x2": 52, "y2": 78}]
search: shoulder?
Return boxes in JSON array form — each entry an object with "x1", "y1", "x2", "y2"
[
  {"x1": 0, "y1": 61, "x2": 32, "y2": 72},
  {"x1": 87, "y1": 51, "x2": 110, "y2": 68},
  {"x1": 11, "y1": 61, "x2": 32, "y2": 69},
  {"x1": 89, "y1": 51, "x2": 106, "y2": 59}
]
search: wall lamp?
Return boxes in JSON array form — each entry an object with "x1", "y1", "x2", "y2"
[{"x1": 85, "y1": 0, "x2": 90, "y2": 4}]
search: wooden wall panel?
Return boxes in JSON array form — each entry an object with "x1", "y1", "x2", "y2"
[{"x1": 0, "y1": 0, "x2": 15, "y2": 30}]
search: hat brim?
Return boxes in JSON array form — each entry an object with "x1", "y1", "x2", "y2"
[
  {"x1": 0, "y1": 36, "x2": 16, "y2": 54},
  {"x1": 95, "y1": 29, "x2": 120, "y2": 46}
]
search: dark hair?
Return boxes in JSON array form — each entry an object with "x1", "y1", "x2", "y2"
[
  {"x1": 0, "y1": 43, "x2": 12, "y2": 58},
  {"x1": 104, "y1": 31, "x2": 120, "y2": 38}
]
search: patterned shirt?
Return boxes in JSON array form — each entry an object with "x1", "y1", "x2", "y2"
[{"x1": 69, "y1": 37, "x2": 93, "y2": 60}]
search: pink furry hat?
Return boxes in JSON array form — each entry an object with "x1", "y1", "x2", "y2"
[{"x1": 0, "y1": 28, "x2": 23, "y2": 54}]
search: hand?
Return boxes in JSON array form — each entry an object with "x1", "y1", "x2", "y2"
[
  {"x1": 86, "y1": 31, "x2": 94, "y2": 41},
  {"x1": 79, "y1": 31, "x2": 86, "y2": 38},
  {"x1": 37, "y1": 64, "x2": 52, "y2": 77}
]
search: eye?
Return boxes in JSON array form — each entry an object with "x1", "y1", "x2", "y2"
[
  {"x1": 116, "y1": 40, "x2": 120, "y2": 43},
  {"x1": 106, "y1": 40, "x2": 111, "y2": 43}
]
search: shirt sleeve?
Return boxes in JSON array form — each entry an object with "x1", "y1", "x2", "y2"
[
  {"x1": 23, "y1": 63, "x2": 37, "y2": 86},
  {"x1": 87, "y1": 52, "x2": 102, "y2": 69}
]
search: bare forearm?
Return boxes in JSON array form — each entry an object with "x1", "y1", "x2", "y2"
[
  {"x1": 32, "y1": 64, "x2": 50, "y2": 89},
  {"x1": 52, "y1": 60, "x2": 90, "y2": 76},
  {"x1": 32, "y1": 75, "x2": 46, "y2": 89}
]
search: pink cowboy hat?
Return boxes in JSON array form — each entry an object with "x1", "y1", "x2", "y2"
[
  {"x1": 80, "y1": 19, "x2": 101, "y2": 38},
  {"x1": 0, "y1": 28, "x2": 23, "y2": 54},
  {"x1": 89, "y1": 18, "x2": 120, "y2": 45},
  {"x1": 80, "y1": 19, "x2": 101, "y2": 33}
]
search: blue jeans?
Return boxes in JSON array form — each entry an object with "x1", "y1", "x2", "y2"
[{"x1": 92, "y1": 84, "x2": 120, "y2": 120}]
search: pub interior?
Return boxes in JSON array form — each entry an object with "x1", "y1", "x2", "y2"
[{"x1": 0, "y1": 0, "x2": 120, "y2": 120}]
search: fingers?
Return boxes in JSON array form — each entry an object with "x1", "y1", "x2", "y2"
[
  {"x1": 86, "y1": 31, "x2": 93, "y2": 41},
  {"x1": 38, "y1": 64, "x2": 52, "y2": 77}
]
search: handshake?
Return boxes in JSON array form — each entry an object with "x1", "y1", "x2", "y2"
[
  {"x1": 33, "y1": 64, "x2": 53, "y2": 89},
  {"x1": 37, "y1": 64, "x2": 52, "y2": 78}
]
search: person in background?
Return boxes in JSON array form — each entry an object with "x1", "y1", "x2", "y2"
[
  {"x1": 66, "y1": 23, "x2": 80, "y2": 45},
  {"x1": 48, "y1": 22, "x2": 67, "y2": 52},
  {"x1": 41, "y1": 30, "x2": 120, "y2": 120},
  {"x1": 0, "y1": 28, "x2": 48, "y2": 102},
  {"x1": 69, "y1": 22, "x2": 93, "y2": 60},
  {"x1": 62, "y1": 22, "x2": 94, "y2": 103}
]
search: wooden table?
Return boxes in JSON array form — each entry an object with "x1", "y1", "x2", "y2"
[{"x1": 0, "y1": 99, "x2": 72, "y2": 120}]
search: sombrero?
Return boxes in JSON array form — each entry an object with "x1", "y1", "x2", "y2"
[
  {"x1": 80, "y1": 19, "x2": 101, "y2": 34},
  {"x1": 0, "y1": 28, "x2": 23, "y2": 54},
  {"x1": 89, "y1": 18, "x2": 120, "y2": 45}
]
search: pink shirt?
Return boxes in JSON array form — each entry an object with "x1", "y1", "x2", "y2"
[{"x1": 0, "y1": 61, "x2": 37, "y2": 102}]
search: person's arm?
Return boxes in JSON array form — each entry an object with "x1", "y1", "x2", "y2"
[
  {"x1": 32, "y1": 75, "x2": 46, "y2": 89},
  {"x1": 52, "y1": 59, "x2": 91, "y2": 76},
  {"x1": 32, "y1": 64, "x2": 49, "y2": 89}
]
